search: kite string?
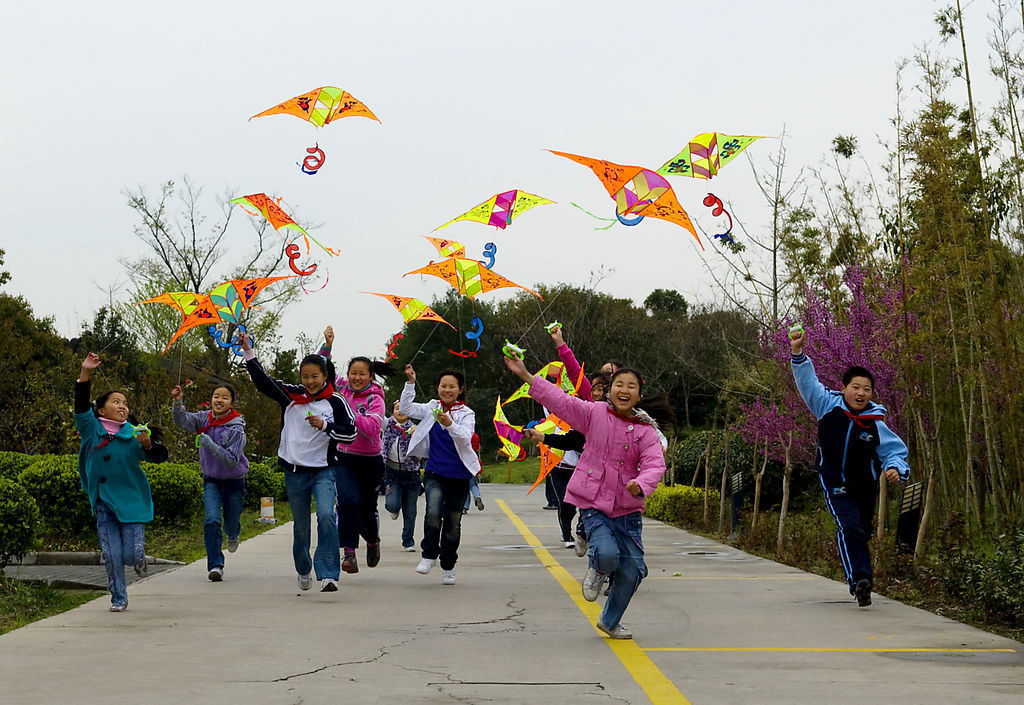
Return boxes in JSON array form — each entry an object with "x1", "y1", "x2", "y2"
[
  {"x1": 513, "y1": 286, "x2": 567, "y2": 347},
  {"x1": 409, "y1": 298, "x2": 459, "y2": 364}
]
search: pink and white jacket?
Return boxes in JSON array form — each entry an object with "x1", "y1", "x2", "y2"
[
  {"x1": 336, "y1": 381, "x2": 386, "y2": 456},
  {"x1": 528, "y1": 376, "x2": 665, "y2": 518}
]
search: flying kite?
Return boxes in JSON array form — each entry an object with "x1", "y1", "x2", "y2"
[
  {"x1": 548, "y1": 150, "x2": 703, "y2": 249},
  {"x1": 404, "y1": 257, "x2": 540, "y2": 300},
  {"x1": 362, "y1": 292, "x2": 455, "y2": 329},
  {"x1": 434, "y1": 190, "x2": 554, "y2": 231},
  {"x1": 230, "y1": 193, "x2": 340, "y2": 257},
  {"x1": 422, "y1": 236, "x2": 466, "y2": 259},
  {"x1": 656, "y1": 133, "x2": 767, "y2": 179},
  {"x1": 502, "y1": 361, "x2": 580, "y2": 406},
  {"x1": 140, "y1": 276, "x2": 294, "y2": 353},
  {"x1": 249, "y1": 86, "x2": 380, "y2": 175}
]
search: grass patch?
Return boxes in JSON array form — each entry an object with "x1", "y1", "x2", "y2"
[
  {"x1": 144, "y1": 503, "x2": 294, "y2": 565},
  {"x1": 478, "y1": 456, "x2": 540, "y2": 485},
  {"x1": 0, "y1": 578, "x2": 104, "y2": 635}
]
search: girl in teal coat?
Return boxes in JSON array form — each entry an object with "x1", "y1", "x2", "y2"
[{"x1": 75, "y1": 353, "x2": 167, "y2": 611}]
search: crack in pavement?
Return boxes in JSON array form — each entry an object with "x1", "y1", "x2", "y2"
[
  {"x1": 439, "y1": 597, "x2": 526, "y2": 631},
  {"x1": 238, "y1": 638, "x2": 415, "y2": 683}
]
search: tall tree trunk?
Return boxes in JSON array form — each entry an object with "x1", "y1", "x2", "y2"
[
  {"x1": 752, "y1": 439, "x2": 768, "y2": 530},
  {"x1": 719, "y1": 431, "x2": 731, "y2": 533},
  {"x1": 777, "y1": 431, "x2": 794, "y2": 555}
]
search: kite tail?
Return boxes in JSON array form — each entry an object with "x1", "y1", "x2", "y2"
[{"x1": 570, "y1": 202, "x2": 617, "y2": 230}]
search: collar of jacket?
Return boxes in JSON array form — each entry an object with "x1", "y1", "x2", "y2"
[{"x1": 288, "y1": 382, "x2": 335, "y2": 405}]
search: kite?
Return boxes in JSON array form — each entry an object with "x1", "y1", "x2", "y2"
[
  {"x1": 548, "y1": 150, "x2": 703, "y2": 249},
  {"x1": 657, "y1": 133, "x2": 767, "y2": 179},
  {"x1": 386, "y1": 332, "x2": 403, "y2": 361},
  {"x1": 434, "y1": 190, "x2": 554, "y2": 231},
  {"x1": 702, "y1": 193, "x2": 735, "y2": 244},
  {"x1": 450, "y1": 315, "x2": 484, "y2": 358},
  {"x1": 231, "y1": 193, "x2": 340, "y2": 257},
  {"x1": 422, "y1": 236, "x2": 466, "y2": 259},
  {"x1": 404, "y1": 257, "x2": 541, "y2": 300},
  {"x1": 299, "y1": 146, "x2": 326, "y2": 175},
  {"x1": 140, "y1": 276, "x2": 294, "y2": 353},
  {"x1": 493, "y1": 398, "x2": 527, "y2": 461},
  {"x1": 502, "y1": 361, "x2": 581, "y2": 406},
  {"x1": 492, "y1": 401, "x2": 574, "y2": 486},
  {"x1": 479, "y1": 242, "x2": 497, "y2": 269},
  {"x1": 363, "y1": 292, "x2": 455, "y2": 329}
]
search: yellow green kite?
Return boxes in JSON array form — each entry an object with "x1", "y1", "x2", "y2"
[
  {"x1": 362, "y1": 292, "x2": 455, "y2": 330},
  {"x1": 435, "y1": 190, "x2": 554, "y2": 231},
  {"x1": 657, "y1": 133, "x2": 767, "y2": 179}
]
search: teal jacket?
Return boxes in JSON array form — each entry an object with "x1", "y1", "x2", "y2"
[{"x1": 75, "y1": 381, "x2": 166, "y2": 523}]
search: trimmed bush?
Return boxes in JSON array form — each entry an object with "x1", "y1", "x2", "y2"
[
  {"x1": 644, "y1": 483, "x2": 720, "y2": 528},
  {"x1": 0, "y1": 477, "x2": 40, "y2": 569},
  {"x1": 18, "y1": 456, "x2": 93, "y2": 536},
  {"x1": 0, "y1": 451, "x2": 36, "y2": 482},
  {"x1": 243, "y1": 460, "x2": 286, "y2": 511},
  {"x1": 141, "y1": 462, "x2": 202, "y2": 526}
]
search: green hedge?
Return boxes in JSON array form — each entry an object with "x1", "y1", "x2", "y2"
[
  {"x1": 0, "y1": 477, "x2": 39, "y2": 569},
  {"x1": 0, "y1": 451, "x2": 36, "y2": 482},
  {"x1": 644, "y1": 484, "x2": 721, "y2": 528},
  {"x1": 17, "y1": 456, "x2": 93, "y2": 536},
  {"x1": 244, "y1": 460, "x2": 287, "y2": 510},
  {"x1": 141, "y1": 462, "x2": 202, "y2": 526}
]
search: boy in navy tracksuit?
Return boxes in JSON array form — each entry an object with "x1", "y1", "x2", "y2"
[{"x1": 790, "y1": 330, "x2": 909, "y2": 607}]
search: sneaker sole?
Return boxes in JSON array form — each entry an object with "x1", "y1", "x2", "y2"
[
  {"x1": 208, "y1": 571, "x2": 223, "y2": 582},
  {"x1": 321, "y1": 583, "x2": 338, "y2": 592}
]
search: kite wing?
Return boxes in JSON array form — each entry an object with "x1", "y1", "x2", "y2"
[
  {"x1": 422, "y1": 236, "x2": 466, "y2": 258},
  {"x1": 231, "y1": 194, "x2": 339, "y2": 256},
  {"x1": 502, "y1": 362, "x2": 576, "y2": 405},
  {"x1": 250, "y1": 86, "x2": 380, "y2": 127},
  {"x1": 137, "y1": 292, "x2": 205, "y2": 321},
  {"x1": 493, "y1": 398, "x2": 525, "y2": 460},
  {"x1": 656, "y1": 133, "x2": 765, "y2": 179},
  {"x1": 549, "y1": 150, "x2": 702, "y2": 249},
  {"x1": 527, "y1": 414, "x2": 572, "y2": 494},
  {"x1": 435, "y1": 189, "x2": 554, "y2": 231},
  {"x1": 404, "y1": 257, "x2": 541, "y2": 300},
  {"x1": 363, "y1": 292, "x2": 455, "y2": 329}
]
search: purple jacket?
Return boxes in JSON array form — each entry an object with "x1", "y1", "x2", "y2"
[
  {"x1": 528, "y1": 377, "x2": 665, "y2": 518},
  {"x1": 171, "y1": 403, "x2": 249, "y2": 480}
]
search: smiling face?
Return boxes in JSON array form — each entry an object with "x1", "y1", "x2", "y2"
[
  {"x1": 392, "y1": 400, "x2": 408, "y2": 425},
  {"x1": 210, "y1": 386, "x2": 234, "y2": 416},
  {"x1": 590, "y1": 376, "x2": 607, "y2": 402},
  {"x1": 842, "y1": 376, "x2": 873, "y2": 412},
  {"x1": 609, "y1": 371, "x2": 641, "y2": 415},
  {"x1": 97, "y1": 392, "x2": 130, "y2": 422},
  {"x1": 437, "y1": 374, "x2": 463, "y2": 406},
  {"x1": 348, "y1": 360, "x2": 371, "y2": 392},
  {"x1": 300, "y1": 363, "x2": 327, "y2": 395}
]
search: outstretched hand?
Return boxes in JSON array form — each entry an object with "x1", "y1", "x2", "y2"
[
  {"x1": 503, "y1": 355, "x2": 530, "y2": 382},
  {"x1": 171, "y1": 385, "x2": 183, "y2": 401},
  {"x1": 405, "y1": 364, "x2": 416, "y2": 383},
  {"x1": 789, "y1": 329, "x2": 807, "y2": 356},
  {"x1": 523, "y1": 428, "x2": 544, "y2": 444},
  {"x1": 548, "y1": 323, "x2": 565, "y2": 348},
  {"x1": 81, "y1": 353, "x2": 101, "y2": 371},
  {"x1": 324, "y1": 325, "x2": 335, "y2": 348}
]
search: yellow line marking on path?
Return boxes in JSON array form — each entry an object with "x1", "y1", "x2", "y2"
[
  {"x1": 647, "y1": 576, "x2": 814, "y2": 580},
  {"x1": 497, "y1": 500, "x2": 692, "y2": 705},
  {"x1": 643, "y1": 647, "x2": 1016, "y2": 653}
]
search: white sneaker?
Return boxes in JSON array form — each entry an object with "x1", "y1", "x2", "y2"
[
  {"x1": 582, "y1": 567, "x2": 606, "y2": 602},
  {"x1": 596, "y1": 620, "x2": 632, "y2": 639},
  {"x1": 564, "y1": 541, "x2": 576, "y2": 549},
  {"x1": 416, "y1": 557, "x2": 437, "y2": 574},
  {"x1": 390, "y1": 511, "x2": 400, "y2": 520},
  {"x1": 403, "y1": 545, "x2": 416, "y2": 552},
  {"x1": 442, "y1": 569, "x2": 456, "y2": 585},
  {"x1": 320, "y1": 578, "x2": 338, "y2": 592},
  {"x1": 297, "y1": 572, "x2": 313, "y2": 591},
  {"x1": 109, "y1": 603, "x2": 127, "y2": 613},
  {"x1": 226, "y1": 536, "x2": 239, "y2": 553},
  {"x1": 574, "y1": 534, "x2": 588, "y2": 557},
  {"x1": 208, "y1": 567, "x2": 224, "y2": 582}
]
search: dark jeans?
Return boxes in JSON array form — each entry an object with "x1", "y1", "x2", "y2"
[
  {"x1": 819, "y1": 476, "x2": 878, "y2": 590},
  {"x1": 544, "y1": 474, "x2": 559, "y2": 507},
  {"x1": 203, "y1": 477, "x2": 245, "y2": 570},
  {"x1": 385, "y1": 463, "x2": 421, "y2": 548},
  {"x1": 548, "y1": 466, "x2": 578, "y2": 542},
  {"x1": 335, "y1": 454, "x2": 384, "y2": 551},
  {"x1": 421, "y1": 470, "x2": 470, "y2": 570}
]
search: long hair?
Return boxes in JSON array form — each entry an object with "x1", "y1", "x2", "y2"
[
  {"x1": 348, "y1": 356, "x2": 398, "y2": 381},
  {"x1": 609, "y1": 368, "x2": 676, "y2": 429}
]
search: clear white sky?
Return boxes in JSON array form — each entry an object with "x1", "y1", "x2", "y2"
[{"x1": 0, "y1": 0, "x2": 997, "y2": 362}]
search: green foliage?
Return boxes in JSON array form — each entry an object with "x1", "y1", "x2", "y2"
[
  {"x1": 0, "y1": 451, "x2": 35, "y2": 482},
  {"x1": 243, "y1": 460, "x2": 287, "y2": 510},
  {"x1": 644, "y1": 484, "x2": 720, "y2": 528},
  {"x1": 141, "y1": 461, "x2": 202, "y2": 526},
  {"x1": 17, "y1": 456, "x2": 93, "y2": 536},
  {"x1": 0, "y1": 477, "x2": 40, "y2": 569}
]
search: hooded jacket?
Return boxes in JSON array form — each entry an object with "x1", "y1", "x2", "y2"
[{"x1": 171, "y1": 403, "x2": 249, "y2": 479}]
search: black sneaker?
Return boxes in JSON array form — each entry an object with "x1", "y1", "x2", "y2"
[
  {"x1": 366, "y1": 542, "x2": 381, "y2": 568},
  {"x1": 854, "y1": 578, "x2": 872, "y2": 607},
  {"x1": 342, "y1": 552, "x2": 359, "y2": 574}
]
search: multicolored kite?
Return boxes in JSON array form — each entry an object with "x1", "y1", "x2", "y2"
[
  {"x1": 435, "y1": 190, "x2": 554, "y2": 231},
  {"x1": 493, "y1": 398, "x2": 526, "y2": 461},
  {"x1": 502, "y1": 361, "x2": 580, "y2": 406},
  {"x1": 231, "y1": 193, "x2": 339, "y2": 257},
  {"x1": 250, "y1": 86, "x2": 380, "y2": 127},
  {"x1": 548, "y1": 150, "x2": 703, "y2": 249},
  {"x1": 362, "y1": 292, "x2": 455, "y2": 330},
  {"x1": 422, "y1": 236, "x2": 466, "y2": 259},
  {"x1": 656, "y1": 133, "x2": 766, "y2": 179},
  {"x1": 404, "y1": 257, "x2": 540, "y2": 300},
  {"x1": 140, "y1": 276, "x2": 294, "y2": 353}
]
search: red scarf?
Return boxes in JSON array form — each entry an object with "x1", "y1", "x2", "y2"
[
  {"x1": 287, "y1": 383, "x2": 335, "y2": 406},
  {"x1": 197, "y1": 409, "x2": 241, "y2": 435},
  {"x1": 842, "y1": 408, "x2": 883, "y2": 429}
]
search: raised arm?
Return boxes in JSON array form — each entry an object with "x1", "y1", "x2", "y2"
[
  {"x1": 550, "y1": 324, "x2": 592, "y2": 400},
  {"x1": 239, "y1": 332, "x2": 293, "y2": 408},
  {"x1": 399, "y1": 365, "x2": 433, "y2": 421}
]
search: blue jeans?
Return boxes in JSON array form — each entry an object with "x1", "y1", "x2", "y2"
[
  {"x1": 203, "y1": 477, "x2": 245, "y2": 570},
  {"x1": 463, "y1": 476, "x2": 481, "y2": 509},
  {"x1": 385, "y1": 470, "x2": 420, "y2": 548},
  {"x1": 283, "y1": 468, "x2": 339, "y2": 580},
  {"x1": 581, "y1": 508, "x2": 647, "y2": 630},
  {"x1": 421, "y1": 471, "x2": 470, "y2": 570},
  {"x1": 95, "y1": 498, "x2": 145, "y2": 607}
]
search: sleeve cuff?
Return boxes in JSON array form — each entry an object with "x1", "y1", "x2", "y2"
[{"x1": 242, "y1": 349, "x2": 257, "y2": 361}]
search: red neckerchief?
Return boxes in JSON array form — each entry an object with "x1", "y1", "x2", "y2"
[
  {"x1": 198, "y1": 409, "x2": 241, "y2": 435},
  {"x1": 842, "y1": 407, "x2": 883, "y2": 429},
  {"x1": 440, "y1": 400, "x2": 465, "y2": 414},
  {"x1": 288, "y1": 382, "x2": 335, "y2": 405}
]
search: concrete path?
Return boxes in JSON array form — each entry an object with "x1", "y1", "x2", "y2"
[{"x1": 1, "y1": 484, "x2": 1020, "y2": 705}]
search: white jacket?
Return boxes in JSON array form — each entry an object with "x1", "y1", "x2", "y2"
[{"x1": 399, "y1": 382, "x2": 481, "y2": 476}]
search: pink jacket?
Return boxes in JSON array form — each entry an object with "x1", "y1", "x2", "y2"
[
  {"x1": 528, "y1": 377, "x2": 665, "y2": 518},
  {"x1": 557, "y1": 344, "x2": 592, "y2": 401},
  {"x1": 336, "y1": 381, "x2": 386, "y2": 456}
]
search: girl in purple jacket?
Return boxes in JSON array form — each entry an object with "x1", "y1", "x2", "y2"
[
  {"x1": 505, "y1": 356, "x2": 672, "y2": 640},
  {"x1": 171, "y1": 383, "x2": 249, "y2": 582}
]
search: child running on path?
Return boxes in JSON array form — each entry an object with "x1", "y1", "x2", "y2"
[
  {"x1": 239, "y1": 331, "x2": 356, "y2": 592},
  {"x1": 504, "y1": 355, "x2": 668, "y2": 639},
  {"x1": 400, "y1": 364, "x2": 480, "y2": 586},
  {"x1": 790, "y1": 329, "x2": 909, "y2": 606},
  {"x1": 318, "y1": 326, "x2": 394, "y2": 574},
  {"x1": 170, "y1": 382, "x2": 249, "y2": 582},
  {"x1": 382, "y1": 400, "x2": 422, "y2": 551},
  {"x1": 74, "y1": 353, "x2": 167, "y2": 611}
]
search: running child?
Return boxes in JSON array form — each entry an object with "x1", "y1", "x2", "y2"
[
  {"x1": 382, "y1": 400, "x2": 422, "y2": 551},
  {"x1": 74, "y1": 352, "x2": 168, "y2": 612},
  {"x1": 171, "y1": 382, "x2": 249, "y2": 582}
]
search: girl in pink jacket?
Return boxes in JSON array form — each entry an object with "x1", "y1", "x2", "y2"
[
  {"x1": 505, "y1": 355, "x2": 671, "y2": 640},
  {"x1": 320, "y1": 326, "x2": 396, "y2": 574}
]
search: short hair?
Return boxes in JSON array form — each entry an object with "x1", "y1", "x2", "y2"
[
  {"x1": 437, "y1": 369, "x2": 467, "y2": 401},
  {"x1": 842, "y1": 366, "x2": 875, "y2": 387}
]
